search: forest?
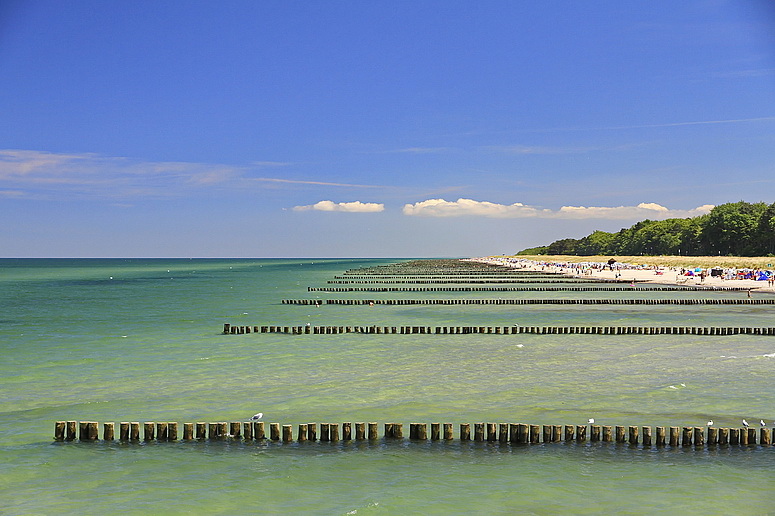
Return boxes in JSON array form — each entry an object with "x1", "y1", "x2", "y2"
[{"x1": 518, "y1": 201, "x2": 775, "y2": 257}]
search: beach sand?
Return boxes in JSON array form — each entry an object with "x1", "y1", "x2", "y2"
[{"x1": 477, "y1": 257, "x2": 775, "y2": 293}]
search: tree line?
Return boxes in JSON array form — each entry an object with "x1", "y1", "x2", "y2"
[{"x1": 517, "y1": 201, "x2": 775, "y2": 257}]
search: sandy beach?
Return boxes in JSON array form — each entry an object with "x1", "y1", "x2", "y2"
[{"x1": 475, "y1": 256, "x2": 775, "y2": 293}]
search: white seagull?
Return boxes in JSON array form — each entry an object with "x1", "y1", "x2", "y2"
[
  {"x1": 588, "y1": 418, "x2": 595, "y2": 424},
  {"x1": 760, "y1": 420, "x2": 766, "y2": 427},
  {"x1": 742, "y1": 419, "x2": 749, "y2": 427},
  {"x1": 250, "y1": 413, "x2": 263, "y2": 421},
  {"x1": 706, "y1": 420, "x2": 713, "y2": 427}
]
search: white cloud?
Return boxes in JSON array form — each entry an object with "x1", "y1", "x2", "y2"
[
  {"x1": 293, "y1": 200, "x2": 385, "y2": 213},
  {"x1": 403, "y1": 198, "x2": 714, "y2": 220}
]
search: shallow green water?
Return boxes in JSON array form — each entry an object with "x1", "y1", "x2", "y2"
[{"x1": 2, "y1": 258, "x2": 774, "y2": 514}]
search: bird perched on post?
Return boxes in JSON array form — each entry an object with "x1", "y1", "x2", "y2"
[
  {"x1": 742, "y1": 419, "x2": 749, "y2": 427},
  {"x1": 250, "y1": 413, "x2": 263, "y2": 421}
]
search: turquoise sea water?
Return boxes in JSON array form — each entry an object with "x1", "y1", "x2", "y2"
[{"x1": 2, "y1": 258, "x2": 774, "y2": 514}]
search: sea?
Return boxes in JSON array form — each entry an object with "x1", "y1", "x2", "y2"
[{"x1": 1, "y1": 258, "x2": 774, "y2": 515}]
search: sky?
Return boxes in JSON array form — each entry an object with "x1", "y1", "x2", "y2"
[{"x1": 1, "y1": 0, "x2": 774, "y2": 258}]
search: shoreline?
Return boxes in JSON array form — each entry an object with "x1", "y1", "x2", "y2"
[{"x1": 474, "y1": 256, "x2": 775, "y2": 293}]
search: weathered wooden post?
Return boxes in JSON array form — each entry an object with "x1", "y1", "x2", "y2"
[
  {"x1": 196, "y1": 422, "x2": 206, "y2": 439},
  {"x1": 761, "y1": 428, "x2": 771, "y2": 446},
  {"x1": 590, "y1": 425, "x2": 601, "y2": 442},
  {"x1": 487, "y1": 423, "x2": 497, "y2": 442},
  {"x1": 517, "y1": 423, "x2": 529, "y2": 444},
  {"x1": 368, "y1": 422, "x2": 378, "y2": 440},
  {"x1": 183, "y1": 423, "x2": 194, "y2": 440},
  {"x1": 729, "y1": 428, "x2": 740, "y2": 445},
  {"x1": 294, "y1": 423, "x2": 306, "y2": 442},
  {"x1": 669, "y1": 427, "x2": 679, "y2": 447},
  {"x1": 330, "y1": 423, "x2": 340, "y2": 441},
  {"x1": 320, "y1": 423, "x2": 330, "y2": 442},
  {"x1": 564, "y1": 425, "x2": 575, "y2": 441},
  {"x1": 120, "y1": 422, "x2": 130, "y2": 441},
  {"x1": 144, "y1": 422, "x2": 155, "y2": 441},
  {"x1": 79, "y1": 421, "x2": 89, "y2": 441},
  {"x1": 54, "y1": 421, "x2": 66, "y2": 441},
  {"x1": 718, "y1": 427, "x2": 729, "y2": 445},
  {"x1": 628, "y1": 426, "x2": 638, "y2": 445},
  {"x1": 693, "y1": 427, "x2": 704, "y2": 446},
  {"x1": 306, "y1": 423, "x2": 316, "y2": 441},
  {"x1": 655, "y1": 426, "x2": 665, "y2": 446},
  {"x1": 432, "y1": 423, "x2": 441, "y2": 441},
  {"x1": 208, "y1": 423, "x2": 219, "y2": 439},
  {"x1": 270, "y1": 423, "x2": 280, "y2": 441},
  {"x1": 282, "y1": 425, "x2": 293, "y2": 443},
  {"x1": 355, "y1": 422, "x2": 365, "y2": 440},
  {"x1": 530, "y1": 424, "x2": 540, "y2": 444},
  {"x1": 444, "y1": 423, "x2": 453, "y2": 440},
  {"x1": 707, "y1": 427, "x2": 717, "y2": 445},
  {"x1": 103, "y1": 422, "x2": 115, "y2": 441},
  {"x1": 342, "y1": 422, "x2": 352, "y2": 441},
  {"x1": 576, "y1": 425, "x2": 586, "y2": 442},
  {"x1": 602, "y1": 426, "x2": 612, "y2": 442},
  {"x1": 473, "y1": 423, "x2": 485, "y2": 442},
  {"x1": 642, "y1": 426, "x2": 651, "y2": 446},
  {"x1": 229, "y1": 422, "x2": 241, "y2": 439},
  {"x1": 130, "y1": 422, "x2": 140, "y2": 441},
  {"x1": 167, "y1": 422, "x2": 178, "y2": 441},
  {"x1": 747, "y1": 428, "x2": 756, "y2": 445},
  {"x1": 218, "y1": 422, "x2": 228, "y2": 439},
  {"x1": 243, "y1": 422, "x2": 253, "y2": 440},
  {"x1": 682, "y1": 427, "x2": 692, "y2": 446},
  {"x1": 156, "y1": 422, "x2": 168, "y2": 441},
  {"x1": 460, "y1": 423, "x2": 471, "y2": 441},
  {"x1": 542, "y1": 425, "x2": 552, "y2": 443},
  {"x1": 66, "y1": 421, "x2": 77, "y2": 441},
  {"x1": 615, "y1": 426, "x2": 625, "y2": 443}
]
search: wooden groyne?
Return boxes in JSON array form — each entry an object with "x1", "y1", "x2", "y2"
[
  {"x1": 326, "y1": 279, "x2": 630, "y2": 284},
  {"x1": 283, "y1": 298, "x2": 775, "y2": 306},
  {"x1": 307, "y1": 286, "x2": 751, "y2": 292},
  {"x1": 223, "y1": 324, "x2": 775, "y2": 336},
  {"x1": 54, "y1": 421, "x2": 774, "y2": 448}
]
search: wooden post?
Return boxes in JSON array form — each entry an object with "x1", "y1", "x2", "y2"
[
  {"x1": 392, "y1": 423, "x2": 402, "y2": 439},
  {"x1": 655, "y1": 426, "x2": 665, "y2": 446},
  {"x1": 564, "y1": 425, "x2": 575, "y2": 441},
  {"x1": 79, "y1": 421, "x2": 89, "y2": 441},
  {"x1": 368, "y1": 422, "x2": 377, "y2": 440},
  {"x1": 270, "y1": 423, "x2": 280, "y2": 441},
  {"x1": 54, "y1": 421, "x2": 66, "y2": 441},
  {"x1": 416, "y1": 423, "x2": 427, "y2": 440},
  {"x1": 218, "y1": 422, "x2": 227, "y2": 439},
  {"x1": 120, "y1": 422, "x2": 130, "y2": 441},
  {"x1": 576, "y1": 425, "x2": 586, "y2": 442},
  {"x1": 384, "y1": 423, "x2": 393, "y2": 439},
  {"x1": 628, "y1": 426, "x2": 638, "y2": 445},
  {"x1": 542, "y1": 425, "x2": 552, "y2": 443},
  {"x1": 355, "y1": 422, "x2": 365, "y2": 440},
  {"x1": 229, "y1": 422, "x2": 241, "y2": 438},
  {"x1": 498, "y1": 423, "x2": 508, "y2": 443},
  {"x1": 602, "y1": 426, "x2": 612, "y2": 442},
  {"x1": 167, "y1": 422, "x2": 177, "y2": 441},
  {"x1": 183, "y1": 423, "x2": 194, "y2": 440},
  {"x1": 693, "y1": 427, "x2": 704, "y2": 446},
  {"x1": 761, "y1": 428, "x2": 771, "y2": 446},
  {"x1": 730, "y1": 428, "x2": 739, "y2": 445},
  {"x1": 208, "y1": 423, "x2": 219, "y2": 439},
  {"x1": 282, "y1": 425, "x2": 292, "y2": 443},
  {"x1": 130, "y1": 422, "x2": 140, "y2": 441},
  {"x1": 343, "y1": 422, "x2": 352, "y2": 441},
  {"x1": 642, "y1": 426, "x2": 651, "y2": 446},
  {"x1": 707, "y1": 427, "x2": 718, "y2": 445},
  {"x1": 320, "y1": 423, "x2": 330, "y2": 442},
  {"x1": 156, "y1": 422, "x2": 168, "y2": 441},
  {"x1": 444, "y1": 423, "x2": 453, "y2": 440},
  {"x1": 307, "y1": 423, "x2": 316, "y2": 441},
  {"x1": 196, "y1": 422, "x2": 206, "y2": 439},
  {"x1": 615, "y1": 426, "x2": 625, "y2": 443},
  {"x1": 590, "y1": 425, "x2": 601, "y2": 442},
  {"x1": 474, "y1": 423, "x2": 485, "y2": 442},
  {"x1": 460, "y1": 423, "x2": 471, "y2": 441},
  {"x1": 747, "y1": 428, "x2": 756, "y2": 445},
  {"x1": 432, "y1": 423, "x2": 441, "y2": 441},
  {"x1": 86, "y1": 422, "x2": 98, "y2": 441},
  {"x1": 144, "y1": 422, "x2": 155, "y2": 441},
  {"x1": 487, "y1": 423, "x2": 497, "y2": 442},
  {"x1": 103, "y1": 422, "x2": 115, "y2": 441},
  {"x1": 517, "y1": 423, "x2": 529, "y2": 443},
  {"x1": 297, "y1": 423, "x2": 308, "y2": 442},
  {"x1": 718, "y1": 427, "x2": 729, "y2": 445},
  {"x1": 243, "y1": 422, "x2": 253, "y2": 440},
  {"x1": 682, "y1": 427, "x2": 692, "y2": 446},
  {"x1": 530, "y1": 424, "x2": 540, "y2": 444},
  {"x1": 330, "y1": 423, "x2": 340, "y2": 441},
  {"x1": 669, "y1": 427, "x2": 679, "y2": 447},
  {"x1": 66, "y1": 421, "x2": 77, "y2": 441}
]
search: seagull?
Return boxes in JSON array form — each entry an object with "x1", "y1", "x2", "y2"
[
  {"x1": 250, "y1": 413, "x2": 263, "y2": 421},
  {"x1": 707, "y1": 420, "x2": 713, "y2": 426},
  {"x1": 761, "y1": 420, "x2": 766, "y2": 427},
  {"x1": 588, "y1": 418, "x2": 595, "y2": 424},
  {"x1": 742, "y1": 419, "x2": 749, "y2": 427}
]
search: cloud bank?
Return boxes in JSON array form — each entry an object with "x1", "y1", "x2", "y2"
[
  {"x1": 293, "y1": 200, "x2": 385, "y2": 213},
  {"x1": 403, "y1": 199, "x2": 714, "y2": 220}
]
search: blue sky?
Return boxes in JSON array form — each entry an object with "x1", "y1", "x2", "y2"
[{"x1": 1, "y1": 0, "x2": 774, "y2": 257}]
